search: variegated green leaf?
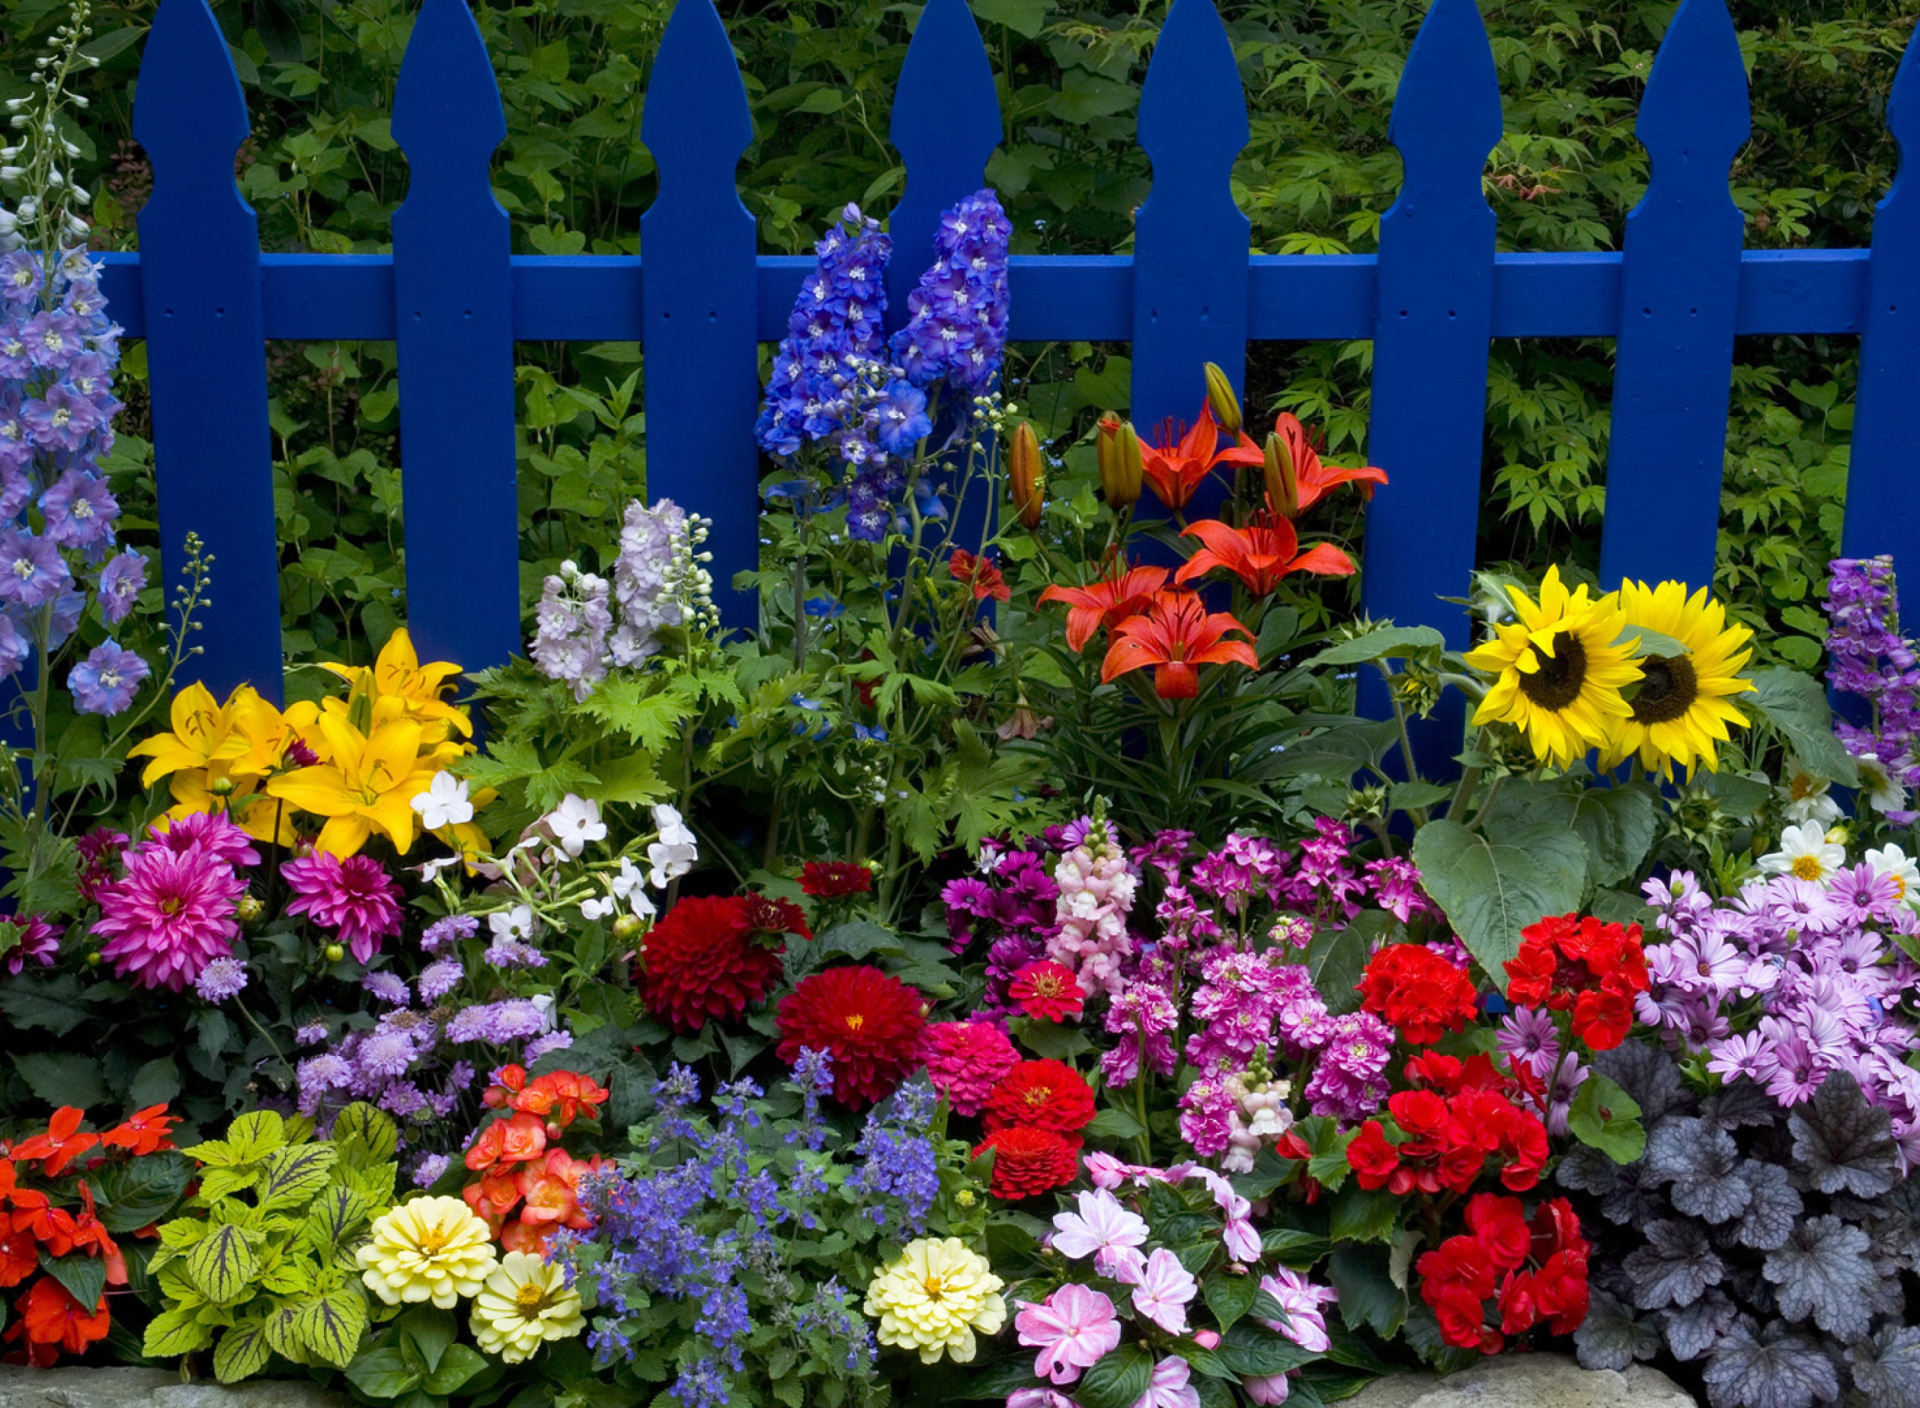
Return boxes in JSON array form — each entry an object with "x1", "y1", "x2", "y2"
[
  {"x1": 143, "y1": 1305, "x2": 215, "y2": 1359},
  {"x1": 257, "y1": 1143, "x2": 336, "y2": 1211},
  {"x1": 224, "y1": 1111, "x2": 287, "y2": 1163},
  {"x1": 157, "y1": 1218, "x2": 208, "y2": 1250},
  {"x1": 154, "y1": 1260, "x2": 200, "y2": 1304},
  {"x1": 295, "y1": 1287, "x2": 369, "y2": 1369},
  {"x1": 213, "y1": 1315, "x2": 274, "y2": 1383},
  {"x1": 263, "y1": 1302, "x2": 309, "y2": 1364},
  {"x1": 330, "y1": 1103, "x2": 397, "y2": 1167},
  {"x1": 181, "y1": 1137, "x2": 239, "y2": 1167},
  {"x1": 348, "y1": 1160, "x2": 397, "y2": 1208},
  {"x1": 302, "y1": 1184, "x2": 375, "y2": 1252},
  {"x1": 185, "y1": 1222, "x2": 259, "y2": 1305},
  {"x1": 197, "y1": 1166, "x2": 260, "y2": 1203},
  {"x1": 261, "y1": 1249, "x2": 318, "y2": 1296}
]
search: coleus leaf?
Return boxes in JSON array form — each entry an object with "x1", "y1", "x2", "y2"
[
  {"x1": 1572, "y1": 1289, "x2": 1660, "y2": 1372},
  {"x1": 1623, "y1": 1219, "x2": 1724, "y2": 1311},
  {"x1": 1762, "y1": 1215, "x2": 1876, "y2": 1340},
  {"x1": 1702, "y1": 1322, "x2": 1840, "y2": 1408},
  {"x1": 1849, "y1": 1326, "x2": 1920, "y2": 1408},
  {"x1": 1788, "y1": 1073, "x2": 1899, "y2": 1198}
]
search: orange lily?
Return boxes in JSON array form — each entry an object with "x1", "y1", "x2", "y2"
[
  {"x1": 1268, "y1": 412, "x2": 1388, "y2": 516},
  {"x1": 1037, "y1": 564, "x2": 1170, "y2": 652},
  {"x1": 1139, "y1": 402, "x2": 1265, "y2": 512},
  {"x1": 1174, "y1": 514, "x2": 1357, "y2": 596},
  {"x1": 1100, "y1": 590, "x2": 1259, "y2": 700}
]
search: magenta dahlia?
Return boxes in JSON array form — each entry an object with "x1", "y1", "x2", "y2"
[
  {"x1": 92, "y1": 840, "x2": 248, "y2": 991},
  {"x1": 282, "y1": 852, "x2": 403, "y2": 963}
]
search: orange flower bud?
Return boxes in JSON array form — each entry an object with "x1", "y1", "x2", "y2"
[
  {"x1": 1099, "y1": 418, "x2": 1144, "y2": 508},
  {"x1": 1009, "y1": 421, "x2": 1045, "y2": 530},
  {"x1": 1264, "y1": 430, "x2": 1298, "y2": 519}
]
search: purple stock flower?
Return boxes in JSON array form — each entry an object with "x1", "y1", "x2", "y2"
[{"x1": 68, "y1": 640, "x2": 149, "y2": 716}]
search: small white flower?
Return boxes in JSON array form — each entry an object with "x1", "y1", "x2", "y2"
[
  {"x1": 411, "y1": 772, "x2": 474, "y2": 831},
  {"x1": 1867, "y1": 844, "x2": 1920, "y2": 909},
  {"x1": 1856, "y1": 753, "x2": 1910, "y2": 816},
  {"x1": 490, "y1": 904, "x2": 536, "y2": 944},
  {"x1": 412, "y1": 856, "x2": 462, "y2": 882},
  {"x1": 529, "y1": 993, "x2": 556, "y2": 1031},
  {"x1": 547, "y1": 794, "x2": 607, "y2": 858},
  {"x1": 608, "y1": 857, "x2": 646, "y2": 900},
  {"x1": 647, "y1": 839, "x2": 697, "y2": 889},
  {"x1": 1778, "y1": 760, "x2": 1843, "y2": 827},
  {"x1": 1758, "y1": 821, "x2": 1847, "y2": 885},
  {"x1": 651, "y1": 803, "x2": 696, "y2": 848},
  {"x1": 580, "y1": 895, "x2": 616, "y2": 922}
]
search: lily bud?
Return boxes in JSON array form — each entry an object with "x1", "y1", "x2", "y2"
[
  {"x1": 1008, "y1": 421, "x2": 1045, "y2": 530},
  {"x1": 1203, "y1": 362, "x2": 1241, "y2": 437},
  {"x1": 1100, "y1": 418, "x2": 1144, "y2": 508},
  {"x1": 1264, "y1": 430, "x2": 1298, "y2": 519}
]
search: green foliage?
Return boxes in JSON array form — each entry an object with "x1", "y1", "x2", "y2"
[{"x1": 145, "y1": 1104, "x2": 399, "y2": 1381}]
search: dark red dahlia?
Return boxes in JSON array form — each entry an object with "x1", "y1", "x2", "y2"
[
  {"x1": 743, "y1": 892, "x2": 812, "y2": 941},
  {"x1": 983, "y1": 1059, "x2": 1096, "y2": 1136},
  {"x1": 972, "y1": 1125, "x2": 1080, "y2": 1200},
  {"x1": 775, "y1": 965, "x2": 926, "y2": 1108},
  {"x1": 799, "y1": 862, "x2": 873, "y2": 900},
  {"x1": 637, "y1": 896, "x2": 785, "y2": 1034}
]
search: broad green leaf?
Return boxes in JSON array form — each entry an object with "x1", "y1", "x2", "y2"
[
  {"x1": 1084, "y1": 1106, "x2": 1146, "y2": 1141},
  {"x1": 1216, "y1": 1322, "x2": 1314, "y2": 1378},
  {"x1": 295, "y1": 1287, "x2": 370, "y2": 1369},
  {"x1": 143, "y1": 1305, "x2": 215, "y2": 1358},
  {"x1": 1309, "y1": 913, "x2": 1387, "y2": 1016},
  {"x1": 1008, "y1": 1015, "x2": 1094, "y2": 1061},
  {"x1": 94, "y1": 1150, "x2": 191, "y2": 1233},
  {"x1": 346, "y1": 1344, "x2": 422, "y2": 1399},
  {"x1": 186, "y1": 1223, "x2": 260, "y2": 1305},
  {"x1": 183, "y1": 1137, "x2": 239, "y2": 1168},
  {"x1": 969, "y1": 0, "x2": 1049, "y2": 38},
  {"x1": 1509, "y1": 782, "x2": 1658, "y2": 889},
  {"x1": 10, "y1": 1051, "x2": 106, "y2": 1110},
  {"x1": 423, "y1": 1343, "x2": 488, "y2": 1395},
  {"x1": 1327, "y1": 1185, "x2": 1400, "y2": 1244},
  {"x1": 127, "y1": 1055, "x2": 184, "y2": 1110},
  {"x1": 1567, "y1": 1075, "x2": 1646, "y2": 1163},
  {"x1": 225, "y1": 1111, "x2": 287, "y2": 1163},
  {"x1": 213, "y1": 1315, "x2": 275, "y2": 1384},
  {"x1": 305, "y1": 1184, "x2": 376, "y2": 1251},
  {"x1": 1411, "y1": 818, "x2": 1588, "y2": 977},
  {"x1": 397, "y1": 1306, "x2": 456, "y2": 1375},
  {"x1": 0, "y1": 972, "x2": 98, "y2": 1036},
  {"x1": 198, "y1": 1166, "x2": 261, "y2": 1203},
  {"x1": 257, "y1": 1144, "x2": 337, "y2": 1211},
  {"x1": 1204, "y1": 1273, "x2": 1260, "y2": 1332},
  {"x1": 1749, "y1": 667, "x2": 1858, "y2": 786},
  {"x1": 1076, "y1": 1342, "x2": 1155, "y2": 1408},
  {"x1": 1304, "y1": 625, "x2": 1445, "y2": 668},
  {"x1": 1326, "y1": 1244, "x2": 1407, "y2": 1338},
  {"x1": 40, "y1": 1249, "x2": 107, "y2": 1313},
  {"x1": 263, "y1": 1303, "x2": 308, "y2": 1364}
]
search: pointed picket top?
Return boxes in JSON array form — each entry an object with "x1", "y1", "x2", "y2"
[
  {"x1": 641, "y1": 0, "x2": 754, "y2": 208},
  {"x1": 131, "y1": 0, "x2": 250, "y2": 208},
  {"x1": 1631, "y1": 0, "x2": 1749, "y2": 220},
  {"x1": 1137, "y1": 0, "x2": 1249, "y2": 206},
  {"x1": 886, "y1": 0, "x2": 1000, "y2": 319},
  {"x1": 1882, "y1": 22, "x2": 1920, "y2": 216},
  {"x1": 391, "y1": 0, "x2": 506, "y2": 197},
  {"x1": 1383, "y1": 0, "x2": 1502, "y2": 208}
]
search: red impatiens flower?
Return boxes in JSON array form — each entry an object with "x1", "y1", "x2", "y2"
[
  {"x1": 949, "y1": 549, "x2": 1011, "y2": 603},
  {"x1": 973, "y1": 1125, "x2": 1082, "y2": 1200},
  {"x1": 1265, "y1": 411, "x2": 1389, "y2": 517},
  {"x1": 637, "y1": 896, "x2": 787, "y2": 1035},
  {"x1": 1138, "y1": 401, "x2": 1264, "y2": 511},
  {"x1": 800, "y1": 861, "x2": 874, "y2": 899},
  {"x1": 775, "y1": 965, "x2": 927, "y2": 1108},
  {"x1": 1357, "y1": 944, "x2": 1480, "y2": 1045},
  {"x1": 1173, "y1": 514, "x2": 1356, "y2": 597},
  {"x1": 0, "y1": 1220, "x2": 37, "y2": 1287},
  {"x1": 96, "y1": 1104, "x2": 179, "y2": 1157},
  {"x1": 1009, "y1": 960, "x2": 1084, "y2": 1022},
  {"x1": 1037, "y1": 564, "x2": 1171, "y2": 652},
  {"x1": 5, "y1": 1276, "x2": 111, "y2": 1363},
  {"x1": 1504, "y1": 913, "x2": 1650, "y2": 1052},
  {"x1": 1101, "y1": 590, "x2": 1258, "y2": 700},
  {"x1": 983, "y1": 1059, "x2": 1097, "y2": 1137},
  {"x1": 10, "y1": 1108, "x2": 99, "y2": 1178}
]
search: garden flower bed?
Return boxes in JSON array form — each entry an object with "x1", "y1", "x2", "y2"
[{"x1": 4, "y1": 4, "x2": 1920, "y2": 1408}]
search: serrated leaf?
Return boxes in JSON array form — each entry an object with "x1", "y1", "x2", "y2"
[
  {"x1": 1789, "y1": 1071, "x2": 1899, "y2": 1197},
  {"x1": 1851, "y1": 1326, "x2": 1920, "y2": 1408},
  {"x1": 1326, "y1": 1186, "x2": 1399, "y2": 1244},
  {"x1": 10, "y1": 1051, "x2": 106, "y2": 1109},
  {"x1": 263, "y1": 1302, "x2": 307, "y2": 1363},
  {"x1": 1749, "y1": 668, "x2": 1858, "y2": 787},
  {"x1": 213, "y1": 1315, "x2": 274, "y2": 1383},
  {"x1": 1646, "y1": 1118, "x2": 1746, "y2": 1222},
  {"x1": 1733, "y1": 1162, "x2": 1803, "y2": 1251},
  {"x1": 295, "y1": 1287, "x2": 369, "y2": 1369},
  {"x1": 186, "y1": 1223, "x2": 260, "y2": 1305},
  {"x1": 197, "y1": 1166, "x2": 261, "y2": 1202},
  {"x1": 305, "y1": 1184, "x2": 376, "y2": 1250},
  {"x1": 143, "y1": 1305, "x2": 215, "y2": 1358},
  {"x1": 1622, "y1": 1219, "x2": 1722, "y2": 1310},
  {"x1": 183, "y1": 1137, "x2": 240, "y2": 1168},
  {"x1": 1764, "y1": 1214, "x2": 1876, "y2": 1339},
  {"x1": 1411, "y1": 818, "x2": 1588, "y2": 976},
  {"x1": 1703, "y1": 1322, "x2": 1839, "y2": 1408},
  {"x1": 1573, "y1": 1288, "x2": 1660, "y2": 1371},
  {"x1": 257, "y1": 1143, "x2": 337, "y2": 1211}
]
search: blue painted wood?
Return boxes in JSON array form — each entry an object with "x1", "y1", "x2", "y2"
[
  {"x1": 640, "y1": 0, "x2": 759, "y2": 630},
  {"x1": 131, "y1": 0, "x2": 283, "y2": 700},
  {"x1": 1841, "y1": 26, "x2": 1920, "y2": 564},
  {"x1": 1358, "y1": 0, "x2": 1502, "y2": 770},
  {"x1": 1130, "y1": 0, "x2": 1249, "y2": 504},
  {"x1": 391, "y1": 0, "x2": 519, "y2": 678},
  {"x1": 1597, "y1": 0, "x2": 1749, "y2": 594}
]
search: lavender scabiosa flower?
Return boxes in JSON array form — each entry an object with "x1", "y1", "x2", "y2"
[
  {"x1": 445, "y1": 999, "x2": 549, "y2": 1046},
  {"x1": 192, "y1": 957, "x2": 248, "y2": 1003},
  {"x1": 363, "y1": 971, "x2": 410, "y2": 1007},
  {"x1": 412, "y1": 1153, "x2": 451, "y2": 1189},
  {"x1": 417, "y1": 957, "x2": 463, "y2": 1003},
  {"x1": 421, "y1": 914, "x2": 478, "y2": 954}
]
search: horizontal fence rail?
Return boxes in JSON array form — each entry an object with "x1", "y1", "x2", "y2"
[{"x1": 114, "y1": 0, "x2": 1920, "y2": 719}]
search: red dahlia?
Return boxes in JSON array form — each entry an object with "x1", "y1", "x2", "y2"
[
  {"x1": 636, "y1": 896, "x2": 785, "y2": 1035},
  {"x1": 973, "y1": 1125, "x2": 1081, "y2": 1199},
  {"x1": 983, "y1": 1059, "x2": 1097, "y2": 1136},
  {"x1": 1358, "y1": 943, "x2": 1480, "y2": 1045},
  {"x1": 1009, "y1": 960, "x2": 1085, "y2": 1022},
  {"x1": 775, "y1": 965, "x2": 926, "y2": 1108},
  {"x1": 800, "y1": 861, "x2": 873, "y2": 899},
  {"x1": 743, "y1": 892, "x2": 813, "y2": 941}
]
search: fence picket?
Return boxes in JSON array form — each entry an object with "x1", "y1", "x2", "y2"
[
  {"x1": 1358, "y1": 0, "x2": 1502, "y2": 768},
  {"x1": 1130, "y1": 0, "x2": 1249, "y2": 489},
  {"x1": 1841, "y1": 28, "x2": 1920, "y2": 565},
  {"x1": 1597, "y1": 0, "x2": 1749, "y2": 595},
  {"x1": 640, "y1": 0, "x2": 759, "y2": 629},
  {"x1": 391, "y1": 0, "x2": 519, "y2": 678},
  {"x1": 130, "y1": 0, "x2": 282, "y2": 699}
]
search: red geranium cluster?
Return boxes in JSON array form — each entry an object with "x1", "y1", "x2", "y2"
[
  {"x1": 1504, "y1": 913, "x2": 1650, "y2": 1051},
  {"x1": 1417, "y1": 1193, "x2": 1591, "y2": 1352},
  {"x1": 1345, "y1": 1054, "x2": 1548, "y2": 1196},
  {"x1": 1357, "y1": 943, "x2": 1479, "y2": 1045},
  {"x1": 974, "y1": 1059, "x2": 1095, "y2": 1200},
  {"x1": 463, "y1": 1067, "x2": 610, "y2": 1253},
  {"x1": 1, "y1": 1105, "x2": 178, "y2": 1364},
  {"x1": 799, "y1": 861, "x2": 873, "y2": 900},
  {"x1": 775, "y1": 965, "x2": 927, "y2": 1108},
  {"x1": 638, "y1": 894, "x2": 802, "y2": 1034}
]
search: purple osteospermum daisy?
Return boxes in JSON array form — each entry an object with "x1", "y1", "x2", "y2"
[
  {"x1": 0, "y1": 527, "x2": 71, "y2": 610},
  {"x1": 1707, "y1": 1031, "x2": 1771, "y2": 1084},
  {"x1": 68, "y1": 640, "x2": 150, "y2": 717},
  {"x1": 193, "y1": 957, "x2": 249, "y2": 1003},
  {"x1": 96, "y1": 549, "x2": 147, "y2": 625},
  {"x1": 1496, "y1": 1005, "x2": 1561, "y2": 1080},
  {"x1": 282, "y1": 852, "x2": 404, "y2": 963},
  {"x1": 92, "y1": 839, "x2": 248, "y2": 991}
]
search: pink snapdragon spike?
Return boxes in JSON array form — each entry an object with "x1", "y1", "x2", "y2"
[
  {"x1": 1123, "y1": 1247, "x2": 1197, "y2": 1335},
  {"x1": 1049, "y1": 1188, "x2": 1148, "y2": 1281},
  {"x1": 1014, "y1": 1283, "x2": 1122, "y2": 1385}
]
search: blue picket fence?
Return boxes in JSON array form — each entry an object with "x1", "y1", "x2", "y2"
[{"x1": 101, "y1": 0, "x2": 1920, "y2": 715}]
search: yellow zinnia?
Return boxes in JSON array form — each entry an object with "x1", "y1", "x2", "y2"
[
  {"x1": 862, "y1": 1237, "x2": 1006, "y2": 1365},
  {"x1": 1465, "y1": 565, "x2": 1641, "y2": 770},
  {"x1": 357, "y1": 1196, "x2": 498, "y2": 1310},
  {"x1": 266, "y1": 710, "x2": 442, "y2": 857},
  {"x1": 470, "y1": 1252, "x2": 586, "y2": 1363},
  {"x1": 1601, "y1": 579, "x2": 1755, "y2": 779}
]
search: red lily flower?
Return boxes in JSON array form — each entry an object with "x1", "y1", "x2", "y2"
[
  {"x1": 1174, "y1": 514, "x2": 1357, "y2": 596},
  {"x1": 1269, "y1": 412, "x2": 1388, "y2": 516},
  {"x1": 949, "y1": 549, "x2": 1011, "y2": 603},
  {"x1": 1100, "y1": 590, "x2": 1258, "y2": 699},
  {"x1": 1037, "y1": 564, "x2": 1170, "y2": 652},
  {"x1": 1139, "y1": 402, "x2": 1264, "y2": 512}
]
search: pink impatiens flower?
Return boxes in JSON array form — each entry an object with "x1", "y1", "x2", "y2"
[
  {"x1": 1122, "y1": 1248, "x2": 1196, "y2": 1335},
  {"x1": 1049, "y1": 1188, "x2": 1149, "y2": 1281},
  {"x1": 1015, "y1": 1284, "x2": 1121, "y2": 1385},
  {"x1": 1257, "y1": 1266, "x2": 1338, "y2": 1353},
  {"x1": 282, "y1": 851, "x2": 403, "y2": 962},
  {"x1": 1134, "y1": 1355, "x2": 1201, "y2": 1408}
]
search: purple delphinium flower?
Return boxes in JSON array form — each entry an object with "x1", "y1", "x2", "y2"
[
  {"x1": 0, "y1": 527, "x2": 71, "y2": 609},
  {"x1": 68, "y1": 640, "x2": 149, "y2": 716},
  {"x1": 0, "y1": 612, "x2": 31, "y2": 681},
  {"x1": 96, "y1": 549, "x2": 145, "y2": 624},
  {"x1": 38, "y1": 466, "x2": 115, "y2": 549},
  {"x1": 888, "y1": 189, "x2": 1011, "y2": 394},
  {"x1": 872, "y1": 380, "x2": 931, "y2": 455},
  {"x1": 22, "y1": 385, "x2": 98, "y2": 455}
]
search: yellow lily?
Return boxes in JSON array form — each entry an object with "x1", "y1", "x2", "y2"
[
  {"x1": 163, "y1": 767, "x2": 302, "y2": 846},
  {"x1": 126, "y1": 682, "x2": 256, "y2": 788},
  {"x1": 320, "y1": 629, "x2": 471, "y2": 739},
  {"x1": 266, "y1": 711, "x2": 442, "y2": 857}
]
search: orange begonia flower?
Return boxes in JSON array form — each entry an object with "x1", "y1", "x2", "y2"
[
  {"x1": 1037, "y1": 565, "x2": 1171, "y2": 653},
  {"x1": 1174, "y1": 515, "x2": 1357, "y2": 597},
  {"x1": 1268, "y1": 412, "x2": 1388, "y2": 516},
  {"x1": 1139, "y1": 403, "x2": 1264, "y2": 512},
  {"x1": 1100, "y1": 591, "x2": 1259, "y2": 700}
]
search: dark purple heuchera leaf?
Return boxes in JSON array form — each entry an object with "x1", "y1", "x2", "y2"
[
  {"x1": 1701, "y1": 1080, "x2": 1785, "y2": 1132},
  {"x1": 1763, "y1": 1215, "x2": 1876, "y2": 1340},
  {"x1": 1733, "y1": 1162, "x2": 1804, "y2": 1252},
  {"x1": 1625, "y1": 1219, "x2": 1725, "y2": 1311},
  {"x1": 1703, "y1": 1322, "x2": 1841, "y2": 1408},
  {"x1": 1850, "y1": 1326, "x2": 1920, "y2": 1408},
  {"x1": 1598, "y1": 1041, "x2": 1693, "y2": 1126},
  {"x1": 1667, "y1": 1290, "x2": 1741, "y2": 1363},
  {"x1": 1558, "y1": 1143, "x2": 1626, "y2": 1196},
  {"x1": 1574, "y1": 1289, "x2": 1662, "y2": 1371},
  {"x1": 1788, "y1": 1072, "x2": 1898, "y2": 1198},
  {"x1": 1649, "y1": 1117, "x2": 1752, "y2": 1224}
]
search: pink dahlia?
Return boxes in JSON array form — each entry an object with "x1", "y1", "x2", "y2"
[
  {"x1": 153, "y1": 812, "x2": 261, "y2": 869},
  {"x1": 921, "y1": 1020, "x2": 1019, "y2": 1116},
  {"x1": 1, "y1": 914, "x2": 58, "y2": 976},
  {"x1": 282, "y1": 852, "x2": 403, "y2": 962},
  {"x1": 92, "y1": 841, "x2": 248, "y2": 991}
]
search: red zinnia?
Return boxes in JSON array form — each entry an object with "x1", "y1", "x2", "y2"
[
  {"x1": 973, "y1": 1126, "x2": 1081, "y2": 1200},
  {"x1": 949, "y1": 550, "x2": 1011, "y2": 603},
  {"x1": 800, "y1": 861, "x2": 873, "y2": 899},
  {"x1": 1008, "y1": 960, "x2": 1084, "y2": 1022},
  {"x1": 637, "y1": 896, "x2": 785, "y2": 1034},
  {"x1": 983, "y1": 1060, "x2": 1097, "y2": 1137},
  {"x1": 1357, "y1": 943, "x2": 1479, "y2": 1045},
  {"x1": 775, "y1": 965, "x2": 926, "y2": 1108}
]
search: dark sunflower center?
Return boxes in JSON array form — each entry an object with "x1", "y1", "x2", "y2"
[
  {"x1": 1630, "y1": 655, "x2": 1699, "y2": 724},
  {"x1": 1517, "y1": 634, "x2": 1589, "y2": 711}
]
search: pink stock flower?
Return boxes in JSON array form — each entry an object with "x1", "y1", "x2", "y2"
[
  {"x1": 1123, "y1": 1248, "x2": 1196, "y2": 1335},
  {"x1": 1135, "y1": 1356, "x2": 1201, "y2": 1408},
  {"x1": 1015, "y1": 1284, "x2": 1121, "y2": 1385},
  {"x1": 921, "y1": 1020, "x2": 1020, "y2": 1116},
  {"x1": 1050, "y1": 1189, "x2": 1148, "y2": 1281},
  {"x1": 282, "y1": 851, "x2": 403, "y2": 962},
  {"x1": 92, "y1": 835, "x2": 249, "y2": 991}
]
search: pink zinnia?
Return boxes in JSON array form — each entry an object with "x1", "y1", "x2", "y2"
[
  {"x1": 919, "y1": 1020, "x2": 1018, "y2": 1116},
  {"x1": 1015, "y1": 1283, "x2": 1121, "y2": 1385},
  {"x1": 282, "y1": 852, "x2": 403, "y2": 962},
  {"x1": 1, "y1": 913, "x2": 58, "y2": 976},
  {"x1": 92, "y1": 841, "x2": 248, "y2": 991}
]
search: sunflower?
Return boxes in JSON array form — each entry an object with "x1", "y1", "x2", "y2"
[
  {"x1": 1465, "y1": 566, "x2": 1641, "y2": 770},
  {"x1": 1601, "y1": 580, "x2": 1755, "y2": 779}
]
